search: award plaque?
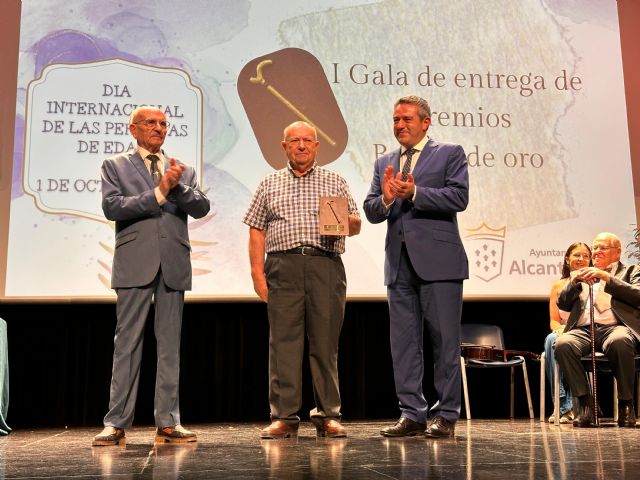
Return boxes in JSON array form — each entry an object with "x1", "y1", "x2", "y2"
[{"x1": 319, "y1": 196, "x2": 349, "y2": 236}]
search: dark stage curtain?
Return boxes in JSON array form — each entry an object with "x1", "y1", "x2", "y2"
[{"x1": 1, "y1": 300, "x2": 611, "y2": 429}]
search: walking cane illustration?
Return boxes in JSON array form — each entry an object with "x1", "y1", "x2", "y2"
[
  {"x1": 249, "y1": 59, "x2": 337, "y2": 147},
  {"x1": 326, "y1": 200, "x2": 342, "y2": 224}
]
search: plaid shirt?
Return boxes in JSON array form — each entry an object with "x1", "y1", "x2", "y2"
[{"x1": 243, "y1": 162, "x2": 359, "y2": 254}]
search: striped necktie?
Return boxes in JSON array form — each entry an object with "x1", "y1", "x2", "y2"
[
  {"x1": 148, "y1": 154, "x2": 161, "y2": 186},
  {"x1": 401, "y1": 148, "x2": 416, "y2": 181}
]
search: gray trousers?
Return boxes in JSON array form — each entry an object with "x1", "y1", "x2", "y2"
[
  {"x1": 265, "y1": 252, "x2": 346, "y2": 425},
  {"x1": 555, "y1": 324, "x2": 637, "y2": 401},
  {"x1": 103, "y1": 269, "x2": 184, "y2": 428}
]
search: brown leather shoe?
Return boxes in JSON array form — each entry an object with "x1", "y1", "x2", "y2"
[
  {"x1": 380, "y1": 417, "x2": 426, "y2": 437},
  {"x1": 92, "y1": 426, "x2": 126, "y2": 446},
  {"x1": 618, "y1": 403, "x2": 637, "y2": 428},
  {"x1": 313, "y1": 419, "x2": 347, "y2": 438},
  {"x1": 425, "y1": 416, "x2": 455, "y2": 438},
  {"x1": 155, "y1": 425, "x2": 197, "y2": 443},
  {"x1": 260, "y1": 420, "x2": 298, "y2": 439}
]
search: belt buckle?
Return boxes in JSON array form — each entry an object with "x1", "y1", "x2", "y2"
[{"x1": 300, "y1": 246, "x2": 309, "y2": 256}]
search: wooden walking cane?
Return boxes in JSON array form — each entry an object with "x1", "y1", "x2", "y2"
[{"x1": 589, "y1": 284, "x2": 600, "y2": 426}]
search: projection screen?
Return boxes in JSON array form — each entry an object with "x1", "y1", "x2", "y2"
[{"x1": 0, "y1": 0, "x2": 638, "y2": 301}]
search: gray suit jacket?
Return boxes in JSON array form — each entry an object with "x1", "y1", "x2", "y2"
[
  {"x1": 101, "y1": 149, "x2": 210, "y2": 290},
  {"x1": 363, "y1": 138, "x2": 469, "y2": 285},
  {"x1": 558, "y1": 262, "x2": 640, "y2": 339}
]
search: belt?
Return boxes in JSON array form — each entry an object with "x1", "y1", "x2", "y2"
[{"x1": 278, "y1": 246, "x2": 338, "y2": 257}]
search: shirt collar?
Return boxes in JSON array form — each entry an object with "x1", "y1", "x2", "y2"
[
  {"x1": 401, "y1": 135, "x2": 429, "y2": 156},
  {"x1": 287, "y1": 160, "x2": 317, "y2": 177},
  {"x1": 138, "y1": 147, "x2": 163, "y2": 162}
]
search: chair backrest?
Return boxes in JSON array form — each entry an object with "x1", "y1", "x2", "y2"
[{"x1": 461, "y1": 324, "x2": 505, "y2": 350}]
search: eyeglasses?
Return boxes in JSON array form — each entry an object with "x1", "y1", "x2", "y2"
[
  {"x1": 134, "y1": 119, "x2": 170, "y2": 129},
  {"x1": 285, "y1": 137, "x2": 316, "y2": 146},
  {"x1": 591, "y1": 245, "x2": 615, "y2": 252},
  {"x1": 570, "y1": 253, "x2": 591, "y2": 260}
]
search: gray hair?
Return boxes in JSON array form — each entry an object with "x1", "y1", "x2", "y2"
[
  {"x1": 128, "y1": 106, "x2": 163, "y2": 125},
  {"x1": 283, "y1": 121, "x2": 317, "y2": 140},
  {"x1": 395, "y1": 95, "x2": 431, "y2": 120},
  {"x1": 595, "y1": 232, "x2": 621, "y2": 249}
]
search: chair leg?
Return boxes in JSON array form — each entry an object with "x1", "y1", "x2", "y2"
[
  {"x1": 510, "y1": 367, "x2": 515, "y2": 419},
  {"x1": 554, "y1": 362, "x2": 560, "y2": 426},
  {"x1": 460, "y1": 356, "x2": 471, "y2": 419},
  {"x1": 540, "y1": 353, "x2": 546, "y2": 422},
  {"x1": 522, "y1": 360, "x2": 534, "y2": 419}
]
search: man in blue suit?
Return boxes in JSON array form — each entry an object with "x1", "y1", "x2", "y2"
[
  {"x1": 364, "y1": 95, "x2": 469, "y2": 438},
  {"x1": 93, "y1": 106, "x2": 210, "y2": 446}
]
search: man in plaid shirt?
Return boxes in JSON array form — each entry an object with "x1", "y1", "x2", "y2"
[{"x1": 243, "y1": 121, "x2": 361, "y2": 439}]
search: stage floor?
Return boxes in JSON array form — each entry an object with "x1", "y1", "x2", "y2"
[{"x1": 1, "y1": 419, "x2": 638, "y2": 479}]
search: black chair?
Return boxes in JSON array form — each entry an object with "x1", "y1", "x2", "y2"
[
  {"x1": 543, "y1": 351, "x2": 640, "y2": 425},
  {"x1": 460, "y1": 323, "x2": 534, "y2": 419},
  {"x1": 579, "y1": 353, "x2": 640, "y2": 422}
]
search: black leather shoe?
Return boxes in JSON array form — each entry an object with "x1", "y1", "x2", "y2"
[
  {"x1": 380, "y1": 417, "x2": 426, "y2": 437},
  {"x1": 618, "y1": 403, "x2": 637, "y2": 428},
  {"x1": 425, "y1": 416, "x2": 455, "y2": 438},
  {"x1": 573, "y1": 395, "x2": 595, "y2": 428}
]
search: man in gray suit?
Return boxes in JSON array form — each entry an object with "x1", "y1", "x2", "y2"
[
  {"x1": 555, "y1": 232, "x2": 640, "y2": 428},
  {"x1": 93, "y1": 106, "x2": 210, "y2": 446}
]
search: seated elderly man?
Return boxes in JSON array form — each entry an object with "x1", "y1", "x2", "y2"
[{"x1": 554, "y1": 232, "x2": 640, "y2": 428}]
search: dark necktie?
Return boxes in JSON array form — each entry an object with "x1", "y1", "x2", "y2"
[
  {"x1": 148, "y1": 154, "x2": 161, "y2": 186},
  {"x1": 401, "y1": 148, "x2": 416, "y2": 181}
]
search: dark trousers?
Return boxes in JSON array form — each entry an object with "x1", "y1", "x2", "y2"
[
  {"x1": 103, "y1": 269, "x2": 184, "y2": 428},
  {"x1": 387, "y1": 246, "x2": 463, "y2": 424},
  {"x1": 555, "y1": 324, "x2": 637, "y2": 400},
  {"x1": 265, "y1": 253, "x2": 346, "y2": 424}
]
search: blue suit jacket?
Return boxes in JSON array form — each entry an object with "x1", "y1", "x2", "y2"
[
  {"x1": 363, "y1": 138, "x2": 469, "y2": 285},
  {"x1": 101, "y1": 149, "x2": 210, "y2": 290}
]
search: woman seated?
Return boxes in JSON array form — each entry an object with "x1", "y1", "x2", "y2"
[{"x1": 545, "y1": 242, "x2": 592, "y2": 423}]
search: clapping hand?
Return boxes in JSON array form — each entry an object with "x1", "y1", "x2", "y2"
[
  {"x1": 382, "y1": 166, "x2": 416, "y2": 203},
  {"x1": 159, "y1": 158, "x2": 185, "y2": 196}
]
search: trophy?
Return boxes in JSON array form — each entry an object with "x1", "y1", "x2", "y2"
[{"x1": 319, "y1": 196, "x2": 348, "y2": 236}]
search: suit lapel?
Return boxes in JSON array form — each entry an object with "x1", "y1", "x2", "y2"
[
  {"x1": 613, "y1": 262, "x2": 625, "y2": 279},
  {"x1": 578, "y1": 284, "x2": 590, "y2": 308},
  {"x1": 391, "y1": 148, "x2": 402, "y2": 172},
  {"x1": 130, "y1": 151, "x2": 155, "y2": 189},
  {"x1": 161, "y1": 149, "x2": 171, "y2": 172},
  {"x1": 411, "y1": 138, "x2": 438, "y2": 178}
]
